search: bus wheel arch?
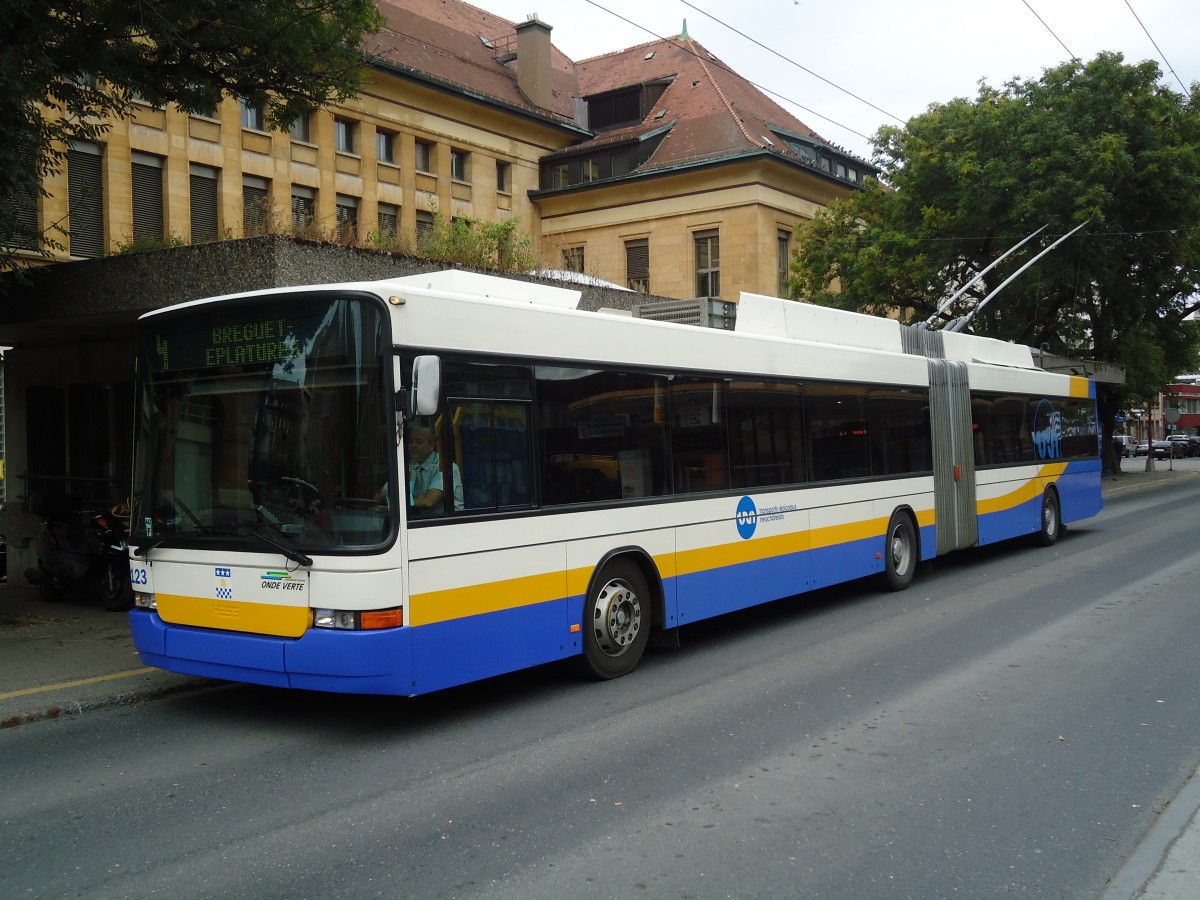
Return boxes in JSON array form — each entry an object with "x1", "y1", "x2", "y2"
[
  {"x1": 579, "y1": 550, "x2": 659, "y2": 680},
  {"x1": 1033, "y1": 487, "x2": 1062, "y2": 547},
  {"x1": 881, "y1": 507, "x2": 919, "y2": 592}
]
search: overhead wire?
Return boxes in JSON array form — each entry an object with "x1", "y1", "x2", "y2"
[
  {"x1": 678, "y1": 1, "x2": 904, "y2": 124},
  {"x1": 1122, "y1": 0, "x2": 1193, "y2": 98},
  {"x1": 578, "y1": 0, "x2": 1195, "y2": 178},
  {"x1": 1020, "y1": 0, "x2": 1080, "y2": 64}
]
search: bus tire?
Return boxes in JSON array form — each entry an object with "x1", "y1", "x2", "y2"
[
  {"x1": 581, "y1": 559, "x2": 651, "y2": 680},
  {"x1": 882, "y1": 511, "x2": 917, "y2": 592},
  {"x1": 1034, "y1": 490, "x2": 1061, "y2": 547}
]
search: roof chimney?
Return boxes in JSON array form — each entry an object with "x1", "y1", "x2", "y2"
[{"x1": 515, "y1": 15, "x2": 553, "y2": 110}]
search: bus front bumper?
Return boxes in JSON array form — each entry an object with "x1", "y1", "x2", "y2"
[{"x1": 129, "y1": 609, "x2": 417, "y2": 695}]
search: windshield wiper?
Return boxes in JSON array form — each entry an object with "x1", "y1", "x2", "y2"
[
  {"x1": 134, "y1": 525, "x2": 312, "y2": 567},
  {"x1": 133, "y1": 528, "x2": 214, "y2": 558},
  {"x1": 239, "y1": 526, "x2": 313, "y2": 568}
]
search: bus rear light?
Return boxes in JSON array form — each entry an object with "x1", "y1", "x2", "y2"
[{"x1": 134, "y1": 591, "x2": 157, "y2": 610}]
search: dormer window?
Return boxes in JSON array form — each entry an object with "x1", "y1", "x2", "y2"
[{"x1": 585, "y1": 79, "x2": 671, "y2": 132}]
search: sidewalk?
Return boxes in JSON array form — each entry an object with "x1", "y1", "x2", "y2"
[
  {"x1": 0, "y1": 587, "x2": 213, "y2": 728},
  {"x1": 2, "y1": 462, "x2": 1199, "y2": 899}
]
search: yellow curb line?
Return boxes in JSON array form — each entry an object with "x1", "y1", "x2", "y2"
[{"x1": 0, "y1": 667, "x2": 154, "y2": 701}]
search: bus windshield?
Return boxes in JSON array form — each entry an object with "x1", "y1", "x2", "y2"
[{"x1": 130, "y1": 291, "x2": 393, "y2": 553}]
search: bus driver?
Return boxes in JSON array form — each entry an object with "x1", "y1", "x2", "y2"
[{"x1": 405, "y1": 423, "x2": 463, "y2": 517}]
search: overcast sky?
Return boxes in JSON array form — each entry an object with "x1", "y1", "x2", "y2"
[{"x1": 480, "y1": 0, "x2": 1199, "y2": 162}]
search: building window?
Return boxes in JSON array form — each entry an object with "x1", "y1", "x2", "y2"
[
  {"x1": 550, "y1": 163, "x2": 568, "y2": 189},
  {"x1": 185, "y1": 82, "x2": 218, "y2": 119},
  {"x1": 496, "y1": 161, "x2": 511, "y2": 193},
  {"x1": 189, "y1": 164, "x2": 219, "y2": 244},
  {"x1": 240, "y1": 99, "x2": 265, "y2": 131},
  {"x1": 10, "y1": 186, "x2": 39, "y2": 251},
  {"x1": 626, "y1": 238, "x2": 649, "y2": 292},
  {"x1": 243, "y1": 175, "x2": 270, "y2": 237},
  {"x1": 416, "y1": 210, "x2": 435, "y2": 245},
  {"x1": 563, "y1": 246, "x2": 584, "y2": 273},
  {"x1": 377, "y1": 202, "x2": 398, "y2": 238},
  {"x1": 778, "y1": 230, "x2": 791, "y2": 298},
  {"x1": 67, "y1": 141, "x2": 105, "y2": 258},
  {"x1": 288, "y1": 113, "x2": 312, "y2": 143},
  {"x1": 335, "y1": 194, "x2": 358, "y2": 241},
  {"x1": 291, "y1": 186, "x2": 316, "y2": 231},
  {"x1": 694, "y1": 230, "x2": 720, "y2": 298},
  {"x1": 377, "y1": 130, "x2": 395, "y2": 164},
  {"x1": 334, "y1": 118, "x2": 356, "y2": 154},
  {"x1": 130, "y1": 152, "x2": 164, "y2": 245},
  {"x1": 9, "y1": 139, "x2": 40, "y2": 251},
  {"x1": 581, "y1": 158, "x2": 600, "y2": 183},
  {"x1": 415, "y1": 140, "x2": 434, "y2": 174},
  {"x1": 451, "y1": 149, "x2": 469, "y2": 182}
]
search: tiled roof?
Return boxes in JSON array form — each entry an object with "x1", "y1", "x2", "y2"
[
  {"x1": 571, "y1": 32, "x2": 860, "y2": 175},
  {"x1": 364, "y1": 3, "x2": 866, "y2": 177},
  {"x1": 368, "y1": 0, "x2": 579, "y2": 123}
]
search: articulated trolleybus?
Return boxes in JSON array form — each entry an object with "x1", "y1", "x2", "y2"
[{"x1": 128, "y1": 270, "x2": 1101, "y2": 695}]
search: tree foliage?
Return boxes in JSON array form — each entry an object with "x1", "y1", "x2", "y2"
[
  {"x1": 0, "y1": 0, "x2": 383, "y2": 264},
  {"x1": 791, "y1": 53, "x2": 1200, "y2": 406}
]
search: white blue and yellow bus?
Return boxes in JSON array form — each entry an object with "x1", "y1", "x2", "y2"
[{"x1": 127, "y1": 270, "x2": 1102, "y2": 695}]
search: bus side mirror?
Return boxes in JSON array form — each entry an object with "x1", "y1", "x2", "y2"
[{"x1": 410, "y1": 355, "x2": 441, "y2": 417}]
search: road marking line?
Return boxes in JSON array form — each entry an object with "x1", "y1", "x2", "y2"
[{"x1": 0, "y1": 668, "x2": 154, "y2": 701}]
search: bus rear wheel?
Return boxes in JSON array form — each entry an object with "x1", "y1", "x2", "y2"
[
  {"x1": 581, "y1": 559, "x2": 651, "y2": 680},
  {"x1": 882, "y1": 511, "x2": 917, "y2": 592},
  {"x1": 1034, "y1": 490, "x2": 1061, "y2": 547}
]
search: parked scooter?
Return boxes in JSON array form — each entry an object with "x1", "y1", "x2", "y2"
[{"x1": 24, "y1": 493, "x2": 133, "y2": 611}]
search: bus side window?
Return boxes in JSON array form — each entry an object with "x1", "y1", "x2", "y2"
[
  {"x1": 807, "y1": 384, "x2": 870, "y2": 481},
  {"x1": 448, "y1": 400, "x2": 532, "y2": 511}
]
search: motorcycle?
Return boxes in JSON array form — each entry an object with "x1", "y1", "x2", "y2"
[{"x1": 24, "y1": 493, "x2": 134, "y2": 611}]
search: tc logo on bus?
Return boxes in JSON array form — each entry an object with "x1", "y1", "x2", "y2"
[
  {"x1": 1032, "y1": 399, "x2": 1063, "y2": 460},
  {"x1": 736, "y1": 496, "x2": 758, "y2": 539}
]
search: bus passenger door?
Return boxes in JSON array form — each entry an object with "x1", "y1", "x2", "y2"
[{"x1": 928, "y1": 359, "x2": 978, "y2": 554}]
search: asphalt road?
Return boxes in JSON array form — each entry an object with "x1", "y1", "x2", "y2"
[{"x1": 4, "y1": 476, "x2": 1200, "y2": 899}]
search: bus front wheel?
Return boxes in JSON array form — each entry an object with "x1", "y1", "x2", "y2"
[
  {"x1": 1034, "y1": 490, "x2": 1061, "y2": 547},
  {"x1": 581, "y1": 559, "x2": 651, "y2": 680},
  {"x1": 882, "y1": 511, "x2": 917, "y2": 592}
]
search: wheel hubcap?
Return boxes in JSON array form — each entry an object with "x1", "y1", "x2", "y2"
[
  {"x1": 593, "y1": 578, "x2": 642, "y2": 657},
  {"x1": 890, "y1": 526, "x2": 911, "y2": 575}
]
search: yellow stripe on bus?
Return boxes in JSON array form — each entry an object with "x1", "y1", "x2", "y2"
[
  {"x1": 407, "y1": 570, "x2": 569, "y2": 626},
  {"x1": 975, "y1": 463, "x2": 1066, "y2": 516},
  {"x1": 157, "y1": 593, "x2": 312, "y2": 638},
  {"x1": 408, "y1": 466, "x2": 1071, "y2": 629}
]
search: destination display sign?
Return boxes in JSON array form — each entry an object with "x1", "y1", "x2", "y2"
[{"x1": 147, "y1": 298, "x2": 332, "y2": 374}]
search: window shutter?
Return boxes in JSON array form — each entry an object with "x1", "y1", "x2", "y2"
[
  {"x1": 10, "y1": 143, "x2": 39, "y2": 250},
  {"x1": 626, "y1": 239, "x2": 649, "y2": 292},
  {"x1": 242, "y1": 175, "x2": 269, "y2": 236},
  {"x1": 189, "y1": 164, "x2": 219, "y2": 243},
  {"x1": 131, "y1": 153, "x2": 164, "y2": 244},
  {"x1": 67, "y1": 143, "x2": 104, "y2": 258}
]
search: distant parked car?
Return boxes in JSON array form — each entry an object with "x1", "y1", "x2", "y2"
[
  {"x1": 1167, "y1": 434, "x2": 1200, "y2": 457},
  {"x1": 1135, "y1": 440, "x2": 1172, "y2": 459},
  {"x1": 1114, "y1": 435, "x2": 1134, "y2": 458}
]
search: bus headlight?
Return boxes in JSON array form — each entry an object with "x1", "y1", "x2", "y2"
[
  {"x1": 312, "y1": 608, "x2": 403, "y2": 630},
  {"x1": 134, "y1": 591, "x2": 157, "y2": 610},
  {"x1": 313, "y1": 609, "x2": 358, "y2": 630}
]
